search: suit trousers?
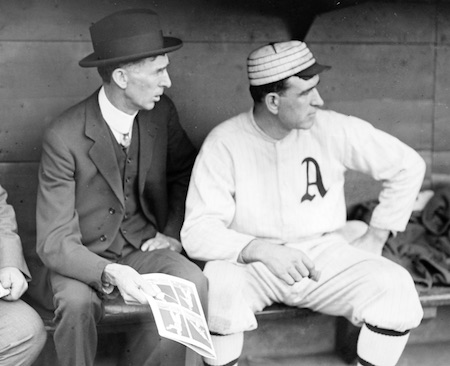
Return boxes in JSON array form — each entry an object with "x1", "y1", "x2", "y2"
[
  {"x1": 49, "y1": 248, "x2": 208, "y2": 366},
  {"x1": 0, "y1": 299, "x2": 47, "y2": 366}
]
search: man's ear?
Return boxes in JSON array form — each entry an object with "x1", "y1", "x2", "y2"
[
  {"x1": 111, "y1": 68, "x2": 128, "y2": 89},
  {"x1": 265, "y1": 92, "x2": 280, "y2": 115}
]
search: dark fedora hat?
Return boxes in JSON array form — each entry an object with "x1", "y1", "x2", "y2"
[{"x1": 79, "y1": 9, "x2": 182, "y2": 68}]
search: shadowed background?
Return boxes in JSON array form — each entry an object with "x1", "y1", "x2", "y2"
[{"x1": 0, "y1": 0, "x2": 446, "y2": 261}]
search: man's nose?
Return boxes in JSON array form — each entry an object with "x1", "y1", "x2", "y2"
[
  {"x1": 311, "y1": 88, "x2": 324, "y2": 107},
  {"x1": 161, "y1": 70, "x2": 172, "y2": 88}
]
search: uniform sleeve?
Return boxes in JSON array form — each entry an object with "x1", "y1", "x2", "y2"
[
  {"x1": 342, "y1": 116, "x2": 426, "y2": 232},
  {"x1": 0, "y1": 184, "x2": 30, "y2": 279},
  {"x1": 36, "y1": 128, "x2": 110, "y2": 291},
  {"x1": 181, "y1": 136, "x2": 255, "y2": 262}
]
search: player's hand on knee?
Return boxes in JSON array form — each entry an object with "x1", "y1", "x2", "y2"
[
  {"x1": 240, "y1": 239, "x2": 319, "y2": 285},
  {"x1": 280, "y1": 251, "x2": 320, "y2": 284}
]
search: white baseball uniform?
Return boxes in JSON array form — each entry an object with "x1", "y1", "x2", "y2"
[{"x1": 181, "y1": 108, "x2": 425, "y2": 354}]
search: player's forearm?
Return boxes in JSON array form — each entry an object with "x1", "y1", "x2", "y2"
[
  {"x1": 239, "y1": 239, "x2": 272, "y2": 264},
  {"x1": 371, "y1": 151, "x2": 426, "y2": 232},
  {"x1": 182, "y1": 218, "x2": 255, "y2": 262}
]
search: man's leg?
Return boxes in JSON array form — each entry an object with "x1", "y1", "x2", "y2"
[
  {"x1": 118, "y1": 248, "x2": 208, "y2": 366},
  {"x1": 50, "y1": 272, "x2": 103, "y2": 366},
  {"x1": 271, "y1": 235, "x2": 423, "y2": 366},
  {"x1": 201, "y1": 261, "x2": 274, "y2": 366},
  {"x1": 0, "y1": 299, "x2": 47, "y2": 366},
  {"x1": 335, "y1": 221, "x2": 416, "y2": 365},
  {"x1": 197, "y1": 233, "x2": 422, "y2": 366},
  {"x1": 306, "y1": 258, "x2": 418, "y2": 366}
]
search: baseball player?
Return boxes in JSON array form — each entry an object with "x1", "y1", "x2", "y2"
[{"x1": 181, "y1": 41, "x2": 425, "y2": 366}]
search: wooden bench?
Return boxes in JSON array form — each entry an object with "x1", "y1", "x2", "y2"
[
  {"x1": 2, "y1": 163, "x2": 450, "y2": 363},
  {"x1": 27, "y1": 284, "x2": 450, "y2": 365},
  {"x1": 34, "y1": 285, "x2": 450, "y2": 329}
]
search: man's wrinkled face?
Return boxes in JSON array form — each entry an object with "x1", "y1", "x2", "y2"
[{"x1": 123, "y1": 54, "x2": 172, "y2": 112}]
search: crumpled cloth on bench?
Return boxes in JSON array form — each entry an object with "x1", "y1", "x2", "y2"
[{"x1": 348, "y1": 187, "x2": 450, "y2": 289}]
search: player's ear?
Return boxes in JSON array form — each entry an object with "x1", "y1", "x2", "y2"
[{"x1": 265, "y1": 92, "x2": 280, "y2": 115}]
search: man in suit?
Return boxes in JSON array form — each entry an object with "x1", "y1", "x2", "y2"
[
  {"x1": 0, "y1": 184, "x2": 46, "y2": 365},
  {"x1": 35, "y1": 9, "x2": 207, "y2": 366}
]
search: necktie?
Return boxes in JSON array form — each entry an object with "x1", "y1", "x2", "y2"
[{"x1": 121, "y1": 133, "x2": 131, "y2": 148}]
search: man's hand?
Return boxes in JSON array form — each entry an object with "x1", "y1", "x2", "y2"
[
  {"x1": 0, "y1": 267, "x2": 28, "y2": 301},
  {"x1": 140, "y1": 232, "x2": 182, "y2": 253},
  {"x1": 350, "y1": 226, "x2": 390, "y2": 256},
  {"x1": 240, "y1": 239, "x2": 319, "y2": 286},
  {"x1": 102, "y1": 263, "x2": 162, "y2": 304}
]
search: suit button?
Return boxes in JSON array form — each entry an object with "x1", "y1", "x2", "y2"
[
  {"x1": 109, "y1": 208, "x2": 115, "y2": 215},
  {"x1": 123, "y1": 229, "x2": 127, "y2": 235},
  {"x1": 100, "y1": 235, "x2": 107, "y2": 242}
]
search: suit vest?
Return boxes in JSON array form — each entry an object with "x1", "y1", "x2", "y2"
[{"x1": 107, "y1": 122, "x2": 157, "y2": 257}]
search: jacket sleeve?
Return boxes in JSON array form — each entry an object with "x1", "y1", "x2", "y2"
[
  {"x1": 162, "y1": 101, "x2": 197, "y2": 240},
  {"x1": 36, "y1": 127, "x2": 110, "y2": 291},
  {"x1": 0, "y1": 184, "x2": 30, "y2": 279}
]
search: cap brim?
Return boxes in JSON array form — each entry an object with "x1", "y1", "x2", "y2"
[
  {"x1": 79, "y1": 36, "x2": 182, "y2": 68},
  {"x1": 296, "y1": 62, "x2": 331, "y2": 79}
]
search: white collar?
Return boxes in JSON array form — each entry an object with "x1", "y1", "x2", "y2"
[{"x1": 98, "y1": 86, "x2": 137, "y2": 138}]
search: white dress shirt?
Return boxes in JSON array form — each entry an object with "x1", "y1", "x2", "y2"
[{"x1": 98, "y1": 86, "x2": 137, "y2": 146}]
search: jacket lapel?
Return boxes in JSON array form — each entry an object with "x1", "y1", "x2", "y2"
[
  {"x1": 85, "y1": 94, "x2": 124, "y2": 206},
  {"x1": 137, "y1": 111, "x2": 158, "y2": 194}
]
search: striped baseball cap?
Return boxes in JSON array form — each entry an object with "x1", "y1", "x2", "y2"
[{"x1": 247, "y1": 41, "x2": 330, "y2": 86}]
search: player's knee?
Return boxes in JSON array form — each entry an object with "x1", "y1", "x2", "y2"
[
  {"x1": 367, "y1": 260, "x2": 413, "y2": 295},
  {"x1": 370, "y1": 262, "x2": 423, "y2": 329},
  {"x1": 205, "y1": 261, "x2": 245, "y2": 287},
  {"x1": 204, "y1": 261, "x2": 248, "y2": 308},
  {"x1": 384, "y1": 264, "x2": 417, "y2": 298},
  {"x1": 394, "y1": 266, "x2": 423, "y2": 326}
]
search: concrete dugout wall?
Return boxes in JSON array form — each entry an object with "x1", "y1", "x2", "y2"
[{"x1": 0, "y1": 0, "x2": 448, "y2": 211}]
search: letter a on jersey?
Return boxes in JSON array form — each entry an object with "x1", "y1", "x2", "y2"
[{"x1": 301, "y1": 157, "x2": 327, "y2": 202}]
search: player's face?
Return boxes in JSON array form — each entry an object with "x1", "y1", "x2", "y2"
[
  {"x1": 124, "y1": 54, "x2": 172, "y2": 112},
  {"x1": 276, "y1": 75, "x2": 324, "y2": 132}
]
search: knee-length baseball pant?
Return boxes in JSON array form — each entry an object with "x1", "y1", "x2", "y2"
[{"x1": 204, "y1": 232, "x2": 423, "y2": 336}]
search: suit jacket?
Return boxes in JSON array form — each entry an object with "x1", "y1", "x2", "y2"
[
  {"x1": 0, "y1": 184, "x2": 30, "y2": 278},
  {"x1": 36, "y1": 89, "x2": 196, "y2": 291}
]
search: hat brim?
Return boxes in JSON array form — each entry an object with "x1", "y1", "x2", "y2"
[
  {"x1": 79, "y1": 36, "x2": 182, "y2": 68},
  {"x1": 296, "y1": 62, "x2": 331, "y2": 79}
]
